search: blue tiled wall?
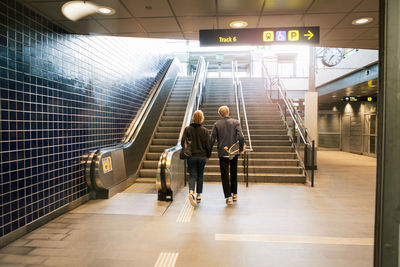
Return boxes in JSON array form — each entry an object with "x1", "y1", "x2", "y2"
[{"x1": 0, "y1": 0, "x2": 170, "y2": 237}]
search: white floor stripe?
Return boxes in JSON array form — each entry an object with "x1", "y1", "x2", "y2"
[
  {"x1": 215, "y1": 234, "x2": 374, "y2": 246},
  {"x1": 154, "y1": 252, "x2": 179, "y2": 267},
  {"x1": 176, "y1": 200, "x2": 194, "y2": 223}
]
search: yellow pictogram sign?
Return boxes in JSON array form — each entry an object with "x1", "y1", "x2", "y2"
[
  {"x1": 368, "y1": 97, "x2": 372, "y2": 102},
  {"x1": 263, "y1": 31, "x2": 274, "y2": 42},
  {"x1": 304, "y1": 30, "x2": 314, "y2": 40},
  {"x1": 288, "y1": 30, "x2": 299, "y2": 41},
  {"x1": 102, "y1": 157, "x2": 112, "y2": 174}
]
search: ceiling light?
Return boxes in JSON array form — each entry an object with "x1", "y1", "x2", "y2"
[
  {"x1": 352, "y1": 17, "x2": 373, "y2": 25},
  {"x1": 62, "y1": 1, "x2": 98, "y2": 21},
  {"x1": 98, "y1": 6, "x2": 115, "y2": 15},
  {"x1": 62, "y1": 1, "x2": 115, "y2": 21},
  {"x1": 230, "y1": 21, "x2": 248, "y2": 28}
]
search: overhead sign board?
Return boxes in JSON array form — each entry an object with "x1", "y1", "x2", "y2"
[
  {"x1": 342, "y1": 96, "x2": 376, "y2": 102},
  {"x1": 199, "y1": 27, "x2": 320, "y2": 47}
]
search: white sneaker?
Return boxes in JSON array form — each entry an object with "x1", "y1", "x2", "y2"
[
  {"x1": 188, "y1": 194, "x2": 198, "y2": 207},
  {"x1": 226, "y1": 197, "x2": 233, "y2": 205}
]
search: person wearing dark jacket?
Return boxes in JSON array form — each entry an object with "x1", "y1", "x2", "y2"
[
  {"x1": 210, "y1": 106, "x2": 244, "y2": 205},
  {"x1": 181, "y1": 110, "x2": 211, "y2": 207}
]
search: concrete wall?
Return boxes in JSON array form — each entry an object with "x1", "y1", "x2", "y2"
[{"x1": 319, "y1": 101, "x2": 377, "y2": 155}]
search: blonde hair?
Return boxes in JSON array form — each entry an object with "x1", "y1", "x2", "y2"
[
  {"x1": 218, "y1": 106, "x2": 229, "y2": 117},
  {"x1": 192, "y1": 110, "x2": 204, "y2": 124}
]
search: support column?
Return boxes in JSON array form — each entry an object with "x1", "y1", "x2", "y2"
[
  {"x1": 374, "y1": 0, "x2": 400, "y2": 265},
  {"x1": 305, "y1": 47, "x2": 318, "y2": 145}
]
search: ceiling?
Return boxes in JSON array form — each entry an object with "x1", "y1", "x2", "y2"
[
  {"x1": 318, "y1": 78, "x2": 378, "y2": 104},
  {"x1": 20, "y1": 0, "x2": 379, "y2": 49}
]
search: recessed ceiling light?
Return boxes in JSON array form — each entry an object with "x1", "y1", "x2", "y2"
[
  {"x1": 230, "y1": 21, "x2": 248, "y2": 28},
  {"x1": 352, "y1": 17, "x2": 373, "y2": 25},
  {"x1": 98, "y1": 6, "x2": 115, "y2": 15}
]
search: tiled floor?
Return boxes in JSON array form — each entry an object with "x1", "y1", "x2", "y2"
[{"x1": 0, "y1": 151, "x2": 376, "y2": 267}]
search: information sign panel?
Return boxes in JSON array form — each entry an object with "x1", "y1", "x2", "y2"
[{"x1": 199, "y1": 27, "x2": 320, "y2": 46}]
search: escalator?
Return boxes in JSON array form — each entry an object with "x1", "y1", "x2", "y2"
[
  {"x1": 136, "y1": 77, "x2": 193, "y2": 184},
  {"x1": 84, "y1": 57, "x2": 207, "y2": 200}
]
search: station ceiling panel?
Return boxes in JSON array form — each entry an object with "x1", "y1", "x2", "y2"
[{"x1": 19, "y1": 0, "x2": 379, "y2": 49}]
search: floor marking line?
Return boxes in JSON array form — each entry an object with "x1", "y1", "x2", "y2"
[
  {"x1": 215, "y1": 234, "x2": 374, "y2": 246},
  {"x1": 176, "y1": 200, "x2": 193, "y2": 223},
  {"x1": 154, "y1": 252, "x2": 179, "y2": 267}
]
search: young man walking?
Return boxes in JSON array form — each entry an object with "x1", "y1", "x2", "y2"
[{"x1": 210, "y1": 106, "x2": 245, "y2": 205}]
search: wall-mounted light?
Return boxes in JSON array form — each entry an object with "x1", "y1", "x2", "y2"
[
  {"x1": 62, "y1": 1, "x2": 115, "y2": 21},
  {"x1": 352, "y1": 17, "x2": 373, "y2": 25},
  {"x1": 229, "y1": 21, "x2": 248, "y2": 28}
]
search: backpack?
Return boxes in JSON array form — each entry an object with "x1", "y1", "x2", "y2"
[{"x1": 180, "y1": 136, "x2": 192, "y2": 159}]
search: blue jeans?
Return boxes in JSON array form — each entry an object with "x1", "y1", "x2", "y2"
[{"x1": 187, "y1": 156, "x2": 207, "y2": 193}]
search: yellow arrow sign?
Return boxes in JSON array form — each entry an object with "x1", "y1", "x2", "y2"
[{"x1": 304, "y1": 30, "x2": 314, "y2": 40}]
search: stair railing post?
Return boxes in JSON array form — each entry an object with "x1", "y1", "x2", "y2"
[{"x1": 311, "y1": 140, "x2": 315, "y2": 187}]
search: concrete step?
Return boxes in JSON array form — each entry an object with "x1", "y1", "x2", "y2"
[
  {"x1": 204, "y1": 164, "x2": 302, "y2": 174},
  {"x1": 159, "y1": 121, "x2": 182, "y2": 127},
  {"x1": 202, "y1": 172, "x2": 306, "y2": 183},
  {"x1": 250, "y1": 135, "x2": 289, "y2": 140},
  {"x1": 251, "y1": 146, "x2": 293, "y2": 152},
  {"x1": 146, "y1": 152, "x2": 162, "y2": 160},
  {"x1": 155, "y1": 132, "x2": 180, "y2": 139},
  {"x1": 143, "y1": 160, "x2": 158, "y2": 169},
  {"x1": 135, "y1": 177, "x2": 155, "y2": 183},
  {"x1": 152, "y1": 139, "x2": 177, "y2": 145},
  {"x1": 165, "y1": 106, "x2": 187, "y2": 111},
  {"x1": 161, "y1": 116, "x2": 184, "y2": 121},
  {"x1": 251, "y1": 140, "x2": 292, "y2": 146},
  {"x1": 207, "y1": 158, "x2": 299, "y2": 166},
  {"x1": 149, "y1": 145, "x2": 170, "y2": 152},
  {"x1": 157, "y1": 126, "x2": 181, "y2": 132},
  {"x1": 139, "y1": 169, "x2": 157, "y2": 178}
]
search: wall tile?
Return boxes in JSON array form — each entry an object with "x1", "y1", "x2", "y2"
[{"x1": 0, "y1": 0, "x2": 171, "y2": 238}]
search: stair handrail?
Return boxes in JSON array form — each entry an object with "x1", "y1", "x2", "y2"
[
  {"x1": 262, "y1": 64, "x2": 316, "y2": 187},
  {"x1": 157, "y1": 57, "x2": 208, "y2": 200},
  {"x1": 232, "y1": 60, "x2": 241, "y2": 125},
  {"x1": 232, "y1": 61, "x2": 253, "y2": 187}
]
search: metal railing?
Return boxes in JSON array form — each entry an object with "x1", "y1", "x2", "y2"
[
  {"x1": 156, "y1": 57, "x2": 208, "y2": 201},
  {"x1": 262, "y1": 64, "x2": 316, "y2": 187},
  {"x1": 232, "y1": 60, "x2": 253, "y2": 187}
]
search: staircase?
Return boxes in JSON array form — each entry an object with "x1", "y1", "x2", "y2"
[
  {"x1": 202, "y1": 77, "x2": 306, "y2": 183},
  {"x1": 136, "y1": 76, "x2": 194, "y2": 183},
  {"x1": 201, "y1": 78, "x2": 240, "y2": 180}
]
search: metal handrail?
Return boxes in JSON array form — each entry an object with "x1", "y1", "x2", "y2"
[
  {"x1": 232, "y1": 61, "x2": 241, "y2": 124},
  {"x1": 262, "y1": 63, "x2": 316, "y2": 187},
  {"x1": 232, "y1": 60, "x2": 253, "y2": 187},
  {"x1": 238, "y1": 80, "x2": 253, "y2": 152}
]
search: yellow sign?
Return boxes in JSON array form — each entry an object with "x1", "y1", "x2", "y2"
[
  {"x1": 304, "y1": 30, "x2": 314, "y2": 40},
  {"x1": 102, "y1": 157, "x2": 112, "y2": 174},
  {"x1": 218, "y1": 36, "x2": 237, "y2": 43},
  {"x1": 288, "y1": 30, "x2": 299, "y2": 41},
  {"x1": 368, "y1": 97, "x2": 372, "y2": 102},
  {"x1": 263, "y1": 31, "x2": 274, "y2": 42}
]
